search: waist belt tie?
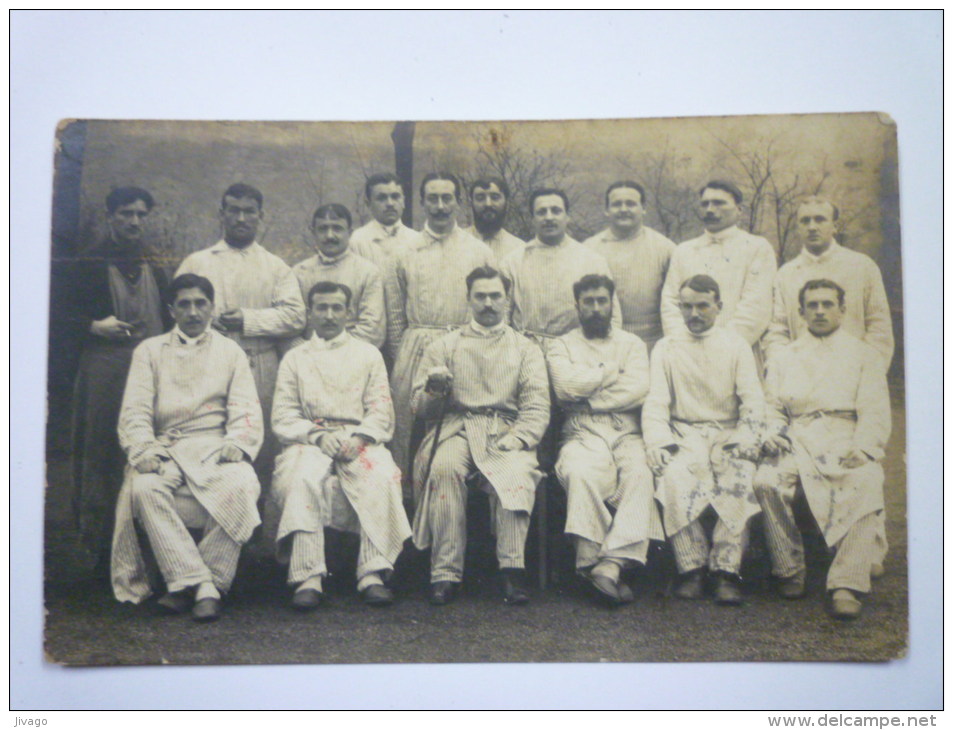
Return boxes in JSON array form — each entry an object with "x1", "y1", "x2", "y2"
[
  {"x1": 462, "y1": 407, "x2": 518, "y2": 436},
  {"x1": 156, "y1": 426, "x2": 227, "y2": 447},
  {"x1": 795, "y1": 409, "x2": 858, "y2": 423},
  {"x1": 313, "y1": 417, "x2": 361, "y2": 430},
  {"x1": 671, "y1": 417, "x2": 738, "y2": 431},
  {"x1": 407, "y1": 324, "x2": 460, "y2": 332}
]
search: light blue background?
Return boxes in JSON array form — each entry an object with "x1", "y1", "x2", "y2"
[{"x1": 11, "y1": 10, "x2": 942, "y2": 709}]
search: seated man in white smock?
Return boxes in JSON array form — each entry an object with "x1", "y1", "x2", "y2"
[
  {"x1": 754, "y1": 279, "x2": 891, "y2": 620},
  {"x1": 411, "y1": 266, "x2": 550, "y2": 606},
  {"x1": 111, "y1": 274, "x2": 263, "y2": 623},
  {"x1": 643, "y1": 274, "x2": 765, "y2": 606},
  {"x1": 271, "y1": 281, "x2": 411, "y2": 609},
  {"x1": 547, "y1": 274, "x2": 663, "y2": 606}
]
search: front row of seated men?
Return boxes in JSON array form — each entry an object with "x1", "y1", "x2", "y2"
[{"x1": 111, "y1": 267, "x2": 890, "y2": 623}]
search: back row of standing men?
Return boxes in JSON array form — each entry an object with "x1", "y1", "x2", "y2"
[{"x1": 69, "y1": 173, "x2": 894, "y2": 622}]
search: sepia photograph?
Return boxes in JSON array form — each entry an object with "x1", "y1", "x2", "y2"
[
  {"x1": 42, "y1": 113, "x2": 907, "y2": 665},
  {"x1": 12, "y1": 10, "x2": 941, "y2": 712}
]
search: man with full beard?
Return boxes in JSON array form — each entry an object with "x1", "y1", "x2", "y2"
[
  {"x1": 546, "y1": 274, "x2": 662, "y2": 606},
  {"x1": 462, "y1": 177, "x2": 525, "y2": 260}
]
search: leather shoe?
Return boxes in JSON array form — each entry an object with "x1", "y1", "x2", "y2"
[
  {"x1": 429, "y1": 581, "x2": 458, "y2": 606},
  {"x1": 830, "y1": 589, "x2": 862, "y2": 620},
  {"x1": 501, "y1": 569, "x2": 530, "y2": 605},
  {"x1": 617, "y1": 581, "x2": 636, "y2": 604},
  {"x1": 713, "y1": 574, "x2": 743, "y2": 606},
  {"x1": 291, "y1": 588, "x2": 324, "y2": 611},
  {"x1": 674, "y1": 570, "x2": 704, "y2": 600},
  {"x1": 361, "y1": 584, "x2": 394, "y2": 607},
  {"x1": 191, "y1": 597, "x2": 222, "y2": 623},
  {"x1": 776, "y1": 570, "x2": 807, "y2": 600},
  {"x1": 585, "y1": 572, "x2": 623, "y2": 606},
  {"x1": 157, "y1": 590, "x2": 191, "y2": 614}
]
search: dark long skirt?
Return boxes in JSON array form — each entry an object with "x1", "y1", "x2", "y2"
[{"x1": 70, "y1": 342, "x2": 137, "y2": 565}]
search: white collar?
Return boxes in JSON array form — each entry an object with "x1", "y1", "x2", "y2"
[
  {"x1": 423, "y1": 222, "x2": 456, "y2": 240},
  {"x1": 801, "y1": 240, "x2": 839, "y2": 263},
  {"x1": 705, "y1": 225, "x2": 739, "y2": 244},
  {"x1": 172, "y1": 325, "x2": 211, "y2": 346},
  {"x1": 308, "y1": 329, "x2": 350, "y2": 350},
  {"x1": 468, "y1": 318, "x2": 506, "y2": 337}
]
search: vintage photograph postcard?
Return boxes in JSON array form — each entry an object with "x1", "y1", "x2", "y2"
[{"x1": 43, "y1": 113, "x2": 906, "y2": 666}]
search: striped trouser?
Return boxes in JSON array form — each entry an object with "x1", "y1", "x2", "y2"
[
  {"x1": 427, "y1": 433, "x2": 529, "y2": 583},
  {"x1": 755, "y1": 474, "x2": 881, "y2": 594},
  {"x1": 670, "y1": 516, "x2": 748, "y2": 576},
  {"x1": 129, "y1": 468, "x2": 242, "y2": 594},
  {"x1": 286, "y1": 527, "x2": 390, "y2": 586}
]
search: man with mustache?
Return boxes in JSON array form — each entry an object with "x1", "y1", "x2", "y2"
[
  {"x1": 546, "y1": 274, "x2": 662, "y2": 606},
  {"x1": 411, "y1": 266, "x2": 550, "y2": 606},
  {"x1": 500, "y1": 188, "x2": 620, "y2": 348},
  {"x1": 754, "y1": 280, "x2": 890, "y2": 620},
  {"x1": 643, "y1": 274, "x2": 765, "y2": 606},
  {"x1": 111, "y1": 274, "x2": 263, "y2": 622},
  {"x1": 290, "y1": 203, "x2": 385, "y2": 349},
  {"x1": 763, "y1": 196, "x2": 894, "y2": 577},
  {"x1": 270, "y1": 281, "x2": 410, "y2": 609},
  {"x1": 660, "y1": 180, "x2": 776, "y2": 350},
  {"x1": 384, "y1": 172, "x2": 494, "y2": 481},
  {"x1": 175, "y1": 183, "x2": 306, "y2": 477},
  {"x1": 66, "y1": 186, "x2": 172, "y2": 576},
  {"x1": 583, "y1": 181, "x2": 676, "y2": 351},
  {"x1": 350, "y1": 173, "x2": 419, "y2": 267},
  {"x1": 462, "y1": 177, "x2": 525, "y2": 260},
  {"x1": 763, "y1": 196, "x2": 894, "y2": 368}
]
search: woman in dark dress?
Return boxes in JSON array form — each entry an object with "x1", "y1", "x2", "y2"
[{"x1": 68, "y1": 186, "x2": 171, "y2": 573}]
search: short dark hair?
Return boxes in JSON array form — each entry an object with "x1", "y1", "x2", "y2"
[
  {"x1": 605, "y1": 180, "x2": 646, "y2": 207},
  {"x1": 798, "y1": 278, "x2": 846, "y2": 309},
  {"x1": 106, "y1": 186, "x2": 155, "y2": 215},
  {"x1": 221, "y1": 183, "x2": 264, "y2": 211},
  {"x1": 307, "y1": 280, "x2": 353, "y2": 309},
  {"x1": 311, "y1": 203, "x2": 353, "y2": 229},
  {"x1": 573, "y1": 274, "x2": 615, "y2": 302},
  {"x1": 679, "y1": 274, "x2": 721, "y2": 302},
  {"x1": 168, "y1": 273, "x2": 214, "y2": 304},
  {"x1": 364, "y1": 173, "x2": 403, "y2": 200},
  {"x1": 699, "y1": 179, "x2": 743, "y2": 205},
  {"x1": 469, "y1": 176, "x2": 511, "y2": 201},
  {"x1": 797, "y1": 195, "x2": 840, "y2": 222},
  {"x1": 529, "y1": 188, "x2": 570, "y2": 214},
  {"x1": 465, "y1": 265, "x2": 511, "y2": 296},
  {"x1": 420, "y1": 172, "x2": 462, "y2": 201}
]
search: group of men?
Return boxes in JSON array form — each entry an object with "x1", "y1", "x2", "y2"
[{"x1": 68, "y1": 170, "x2": 895, "y2": 624}]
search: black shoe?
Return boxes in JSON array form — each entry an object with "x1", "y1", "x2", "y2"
[
  {"x1": 580, "y1": 571, "x2": 623, "y2": 607},
  {"x1": 617, "y1": 581, "x2": 636, "y2": 604},
  {"x1": 501, "y1": 569, "x2": 530, "y2": 605},
  {"x1": 713, "y1": 573, "x2": 743, "y2": 606},
  {"x1": 291, "y1": 588, "x2": 324, "y2": 611},
  {"x1": 674, "y1": 569, "x2": 705, "y2": 600},
  {"x1": 192, "y1": 597, "x2": 222, "y2": 623},
  {"x1": 429, "y1": 581, "x2": 458, "y2": 606},
  {"x1": 157, "y1": 589, "x2": 192, "y2": 614},
  {"x1": 776, "y1": 570, "x2": 807, "y2": 600},
  {"x1": 361, "y1": 584, "x2": 394, "y2": 607}
]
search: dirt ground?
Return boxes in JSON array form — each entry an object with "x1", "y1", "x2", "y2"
[{"x1": 42, "y1": 385, "x2": 908, "y2": 666}]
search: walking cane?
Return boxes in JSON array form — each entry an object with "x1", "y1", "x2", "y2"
[{"x1": 419, "y1": 387, "x2": 450, "y2": 491}]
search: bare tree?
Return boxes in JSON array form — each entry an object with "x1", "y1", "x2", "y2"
[
  {"x1": 617, "y1": 139, "x2": 698, "y2": 241},
  {"x1": 465, "y1": 125, "x2": 582, "y2": 241}
]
